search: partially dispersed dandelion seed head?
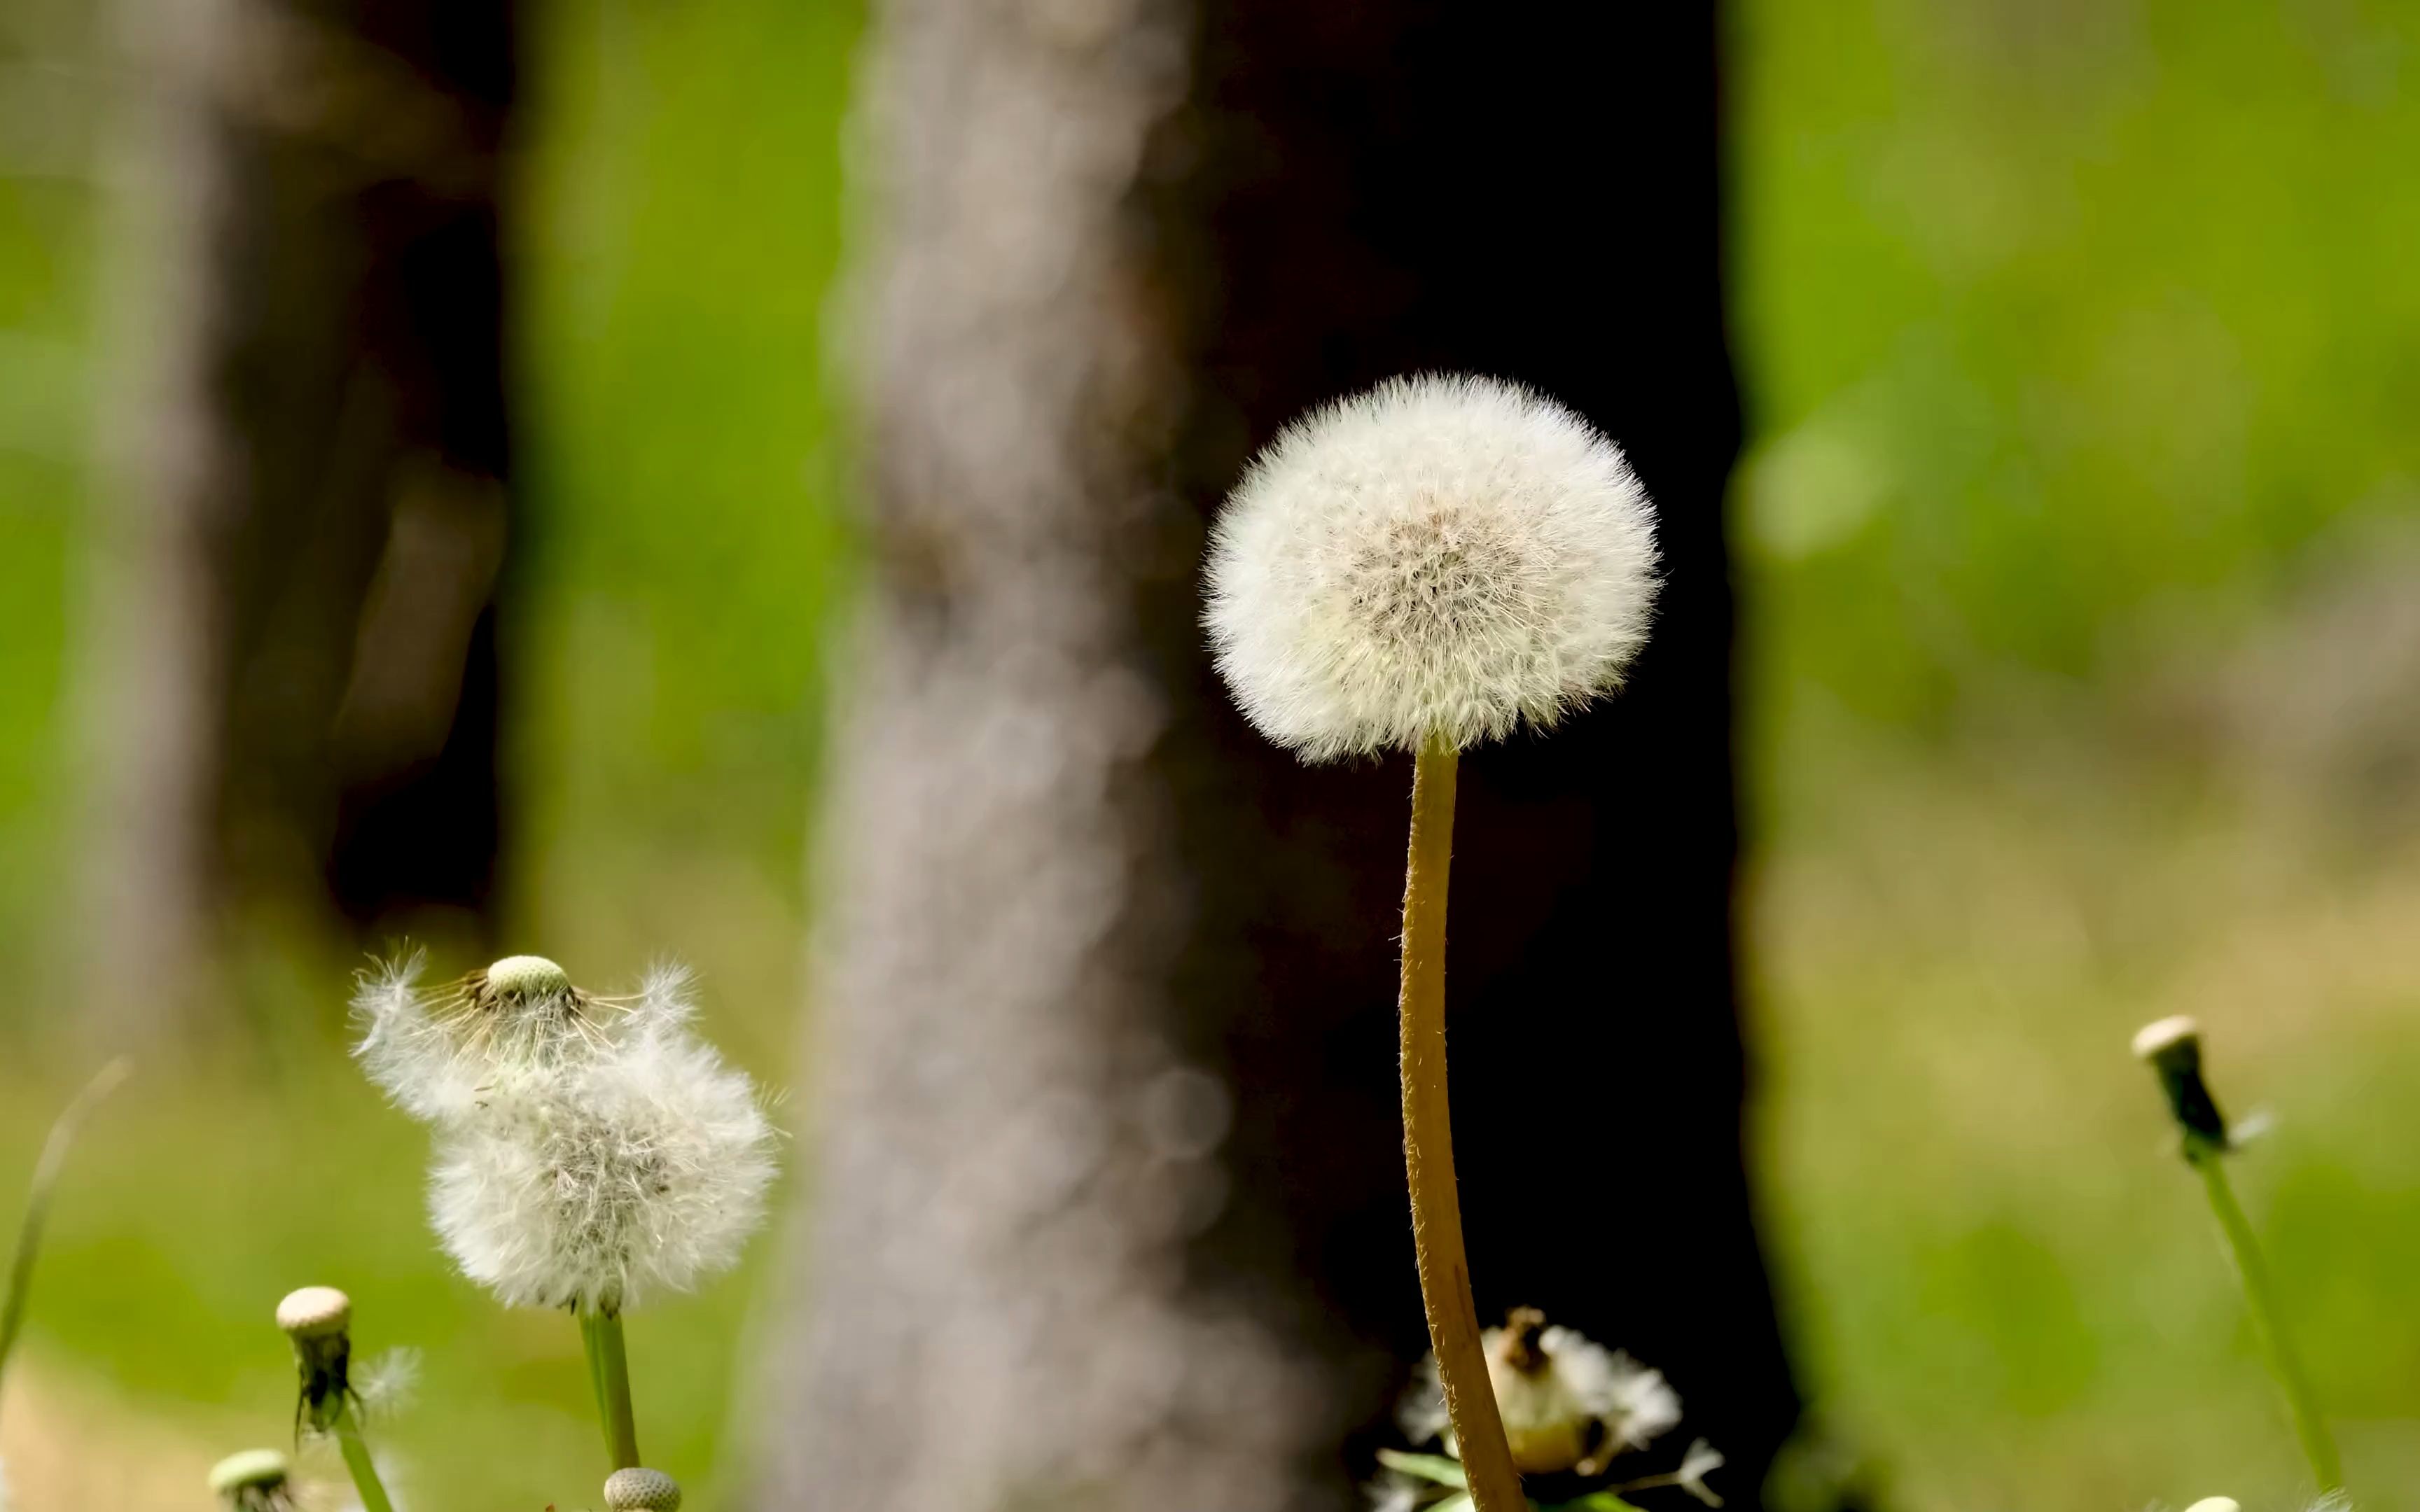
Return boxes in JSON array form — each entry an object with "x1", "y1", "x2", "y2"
[
  {"x1": 429, "y1": 1037, "x2": 779, "y2": 1310},
  {"x1": 1401, "y1": 1309, "x2": 1681, "y2": 1478},
  {"x1": 209, "y1": 1450, "x2": 295, "y2": 1512},
  {"x1": 1204, "y1": 373, "x2": 1660, "y2": 760},
  {"x1": 603, "y1": 1467, "x2": 684, "y2": 1511},
  {"x1": 1482, "y1": 1308, "x2": 1678, "y2": 1474},
  {"x1": 276, "y1": 1285, "x2": 352, "y2": 1340},
  {"x1": 353, "y1": 955, "x2": 779, "y2": 1312}
]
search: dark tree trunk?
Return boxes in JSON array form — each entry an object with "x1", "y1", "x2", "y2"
[
  {"x1": 767, "y1": 2, "x2": 1797, "y2": 1508},
  {"x1": 89, "y1": 0, "x2": 518, "y2": 1025},
  {"x1": 1155, "y1": 2, "x2": 1804, "y2": 1503}
]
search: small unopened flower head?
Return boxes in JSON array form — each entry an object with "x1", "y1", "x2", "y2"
[
  {"x1": 277, "y1": 1285, "x2": 352, "y2": 1340},
  {"x1": 603, "y1": 1467, "x2": 684, "y2": 1511},
  {"x1": 358, "y1": 955, "x2": 779, "y2": 1313},
  {"x1": 1204, "y1": 373, "x2": 1660, "y2": 760},
  {"x1": 277, "y1": 1286, "x2": 355, "y2": 1433},
  {"x1": 1400, "y1": 1308, "x2": 1682, "y2": 1478},
  {"x1": 209, "y1": 1450, "x2": 295, "y2": 1512},
  {"x1": 2134, "y1": 1014, "x2": 2232, "y2": 1155}
]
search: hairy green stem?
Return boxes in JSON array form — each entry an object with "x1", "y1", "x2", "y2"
[
  {"x1": 333, "y1": 1399, "x2": 398, "y2": 1512},
  {"x1": 580, "y1": 1306, "x2": 642, "y2": 1471},
  {"x1": 2196, "y1": 1152, "x2": 2341, "y2": 1490},
  {"x1": 1399, "y1": 739, "x2": 1523, "y2": 1512}
]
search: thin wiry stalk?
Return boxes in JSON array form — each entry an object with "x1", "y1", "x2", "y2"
[
  {"x1": 581, "y1": 1306, "x2": 642, "y2": 1471},
  {"x1": 0, "y1": 1058, "x2": 132, "y2": 1408},
  {"x1": 1398, "y1": 740, "x2": 1522, "y2": 1512},
  {"x1": 2196, "y1": 1150, "x2": 2342, "y2": 1490},
  {"x1": 332, "y1": 1399, "x2": 398, "y2": 1512}
]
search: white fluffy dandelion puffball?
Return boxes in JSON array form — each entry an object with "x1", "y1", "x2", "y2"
[
  {"x1": 1204, "y1": 373, "x2": 1660, "y2": 760},
  {"x1": 354, "y1": 955, "x2": 780, "y2": 1313}
]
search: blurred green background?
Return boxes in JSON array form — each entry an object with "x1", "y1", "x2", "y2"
[{"x1": 6, "y1": 0, "x2": 2420, "y2": 1507}]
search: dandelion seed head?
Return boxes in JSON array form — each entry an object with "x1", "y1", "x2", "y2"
[
  {"x1": 359, "y1": 955, "x2": 779, "y2": 1312},
  {"x1": 1399, "y1": 1310, "x2": 1682, "y2": 1478},
  {"x1": 2181, "y1": 1501, "x2": 2239, "y2": 1512},
  {"x1": 427, "y1": 1021, "x2": 778, "y2": 1310},
  {"x1": 603, "y1": 1467, "x2": 684, "y2": 1511},
  {"x1": 1496, "y1": 1312, "x2": 1682, "y2": 1472},
  {"x1": 1204, "y1": 373, "x2": 1659, "y2": 760}
]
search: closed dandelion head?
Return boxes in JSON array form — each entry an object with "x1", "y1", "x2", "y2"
[
  {"x1": 1204, "y1": 373, "x2": 1660, "y2": 761},
  {"x1": 396, "y1": 960, "x2": 779, "y2": 1312},
  {"x1": 210, "y1": 1450, "x2": 295, "y2": 1512},
  {"x1": 277, "y1": 1284, "x2": 351, "y2": 1340},
  {"x1": 603, "y1": 1467, "x2": 684, "y2": 1511},
  {"x1": 277, "y1": 1285, "x2": 356, "y2": 1433}
]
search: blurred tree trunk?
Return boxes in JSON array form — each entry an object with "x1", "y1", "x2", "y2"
[
  {"x1": 87, "y1": 0, "x2": 517, "y2": 1027},
  {"x1": 765, "y1": 3, "x2": 1800, "y2": 1510}
]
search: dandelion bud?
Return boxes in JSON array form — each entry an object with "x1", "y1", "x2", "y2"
[
  {"x1": 277, "y1": 1284, "x2": 351, "y2": 1339},
  {"x1": 1204, "y1": 373, "x2": 1660, "y2": 761},
  {"x1": 2134, "y1": 1015, "x2": 2230, "y2": 1155},
  {"x1": 209, "y1": 1449, "x2": 295, "y2": 1512},
  {"x1": 277, "y1": 1286, "x2": 354, "y2": 1433},
  {"x1": 603, "y1": 1467, "x2": 683, "y2": 1510}
]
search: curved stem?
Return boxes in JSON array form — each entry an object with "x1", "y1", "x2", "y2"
[
  {"x1": 1399, "y1": 738, "x2": 1522, "y2": 1512},
  {"x1": 2197, "y1": 1154, "x2": 2341, "y2": 1490},
  {"x1": 333, "y1": 1400, "x2": 397, "y2": 1512},
  {"x1": 0, "y1": 1058, "x2": 131, "y2": 1408},
  {"x1": 580, "y1": 1307, "x2": 643, "y2": 1471}
]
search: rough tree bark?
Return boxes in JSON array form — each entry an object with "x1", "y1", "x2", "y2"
[
  {"x1": 766, "y1": 2, "x2": 1799, "y2": 1509},
  {"x1": 88, "y1": 0, "x2": 517, "y2": 1026}
]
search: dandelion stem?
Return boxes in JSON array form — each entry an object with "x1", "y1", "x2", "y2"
[
  {"x1": 333, "y1": 1399, "x2": 398, "y2": 1512},
  {"x1": 2195, "y1": 1150, "x2": 2341, "y2": 1490},
  {"x1": 1398, "y1": 738, "x2": 1522, "y2": 1512},
  {"x1": 0, "y1": 1057, "x2": 130, "y2": 1409},
  {"x1": 581, "y1": 1306, "x2": 643, "y2": 1471}
]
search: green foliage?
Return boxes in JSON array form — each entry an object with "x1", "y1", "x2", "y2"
[
  {"x1": 515, "y1": 0, "x2": 862, "y2": 1028},
  {"x1": 1733, "y1": 0, "x2": 2420, "y2": 748}
]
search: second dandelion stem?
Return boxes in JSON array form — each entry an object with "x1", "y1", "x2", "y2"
[
  {"x1": 1398, "y1": 738, "x2": 1523, "y2": 1512},
  {"x1": 581, "y1": 1307, "x2": 643, "y2": 1471},
  {"x1": 332, "y1": 1399, "x2": 398, "y2": 1512},
  {"x1": 2196, "y1": 1150, "x2": 2341, "y2": 1490}
]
